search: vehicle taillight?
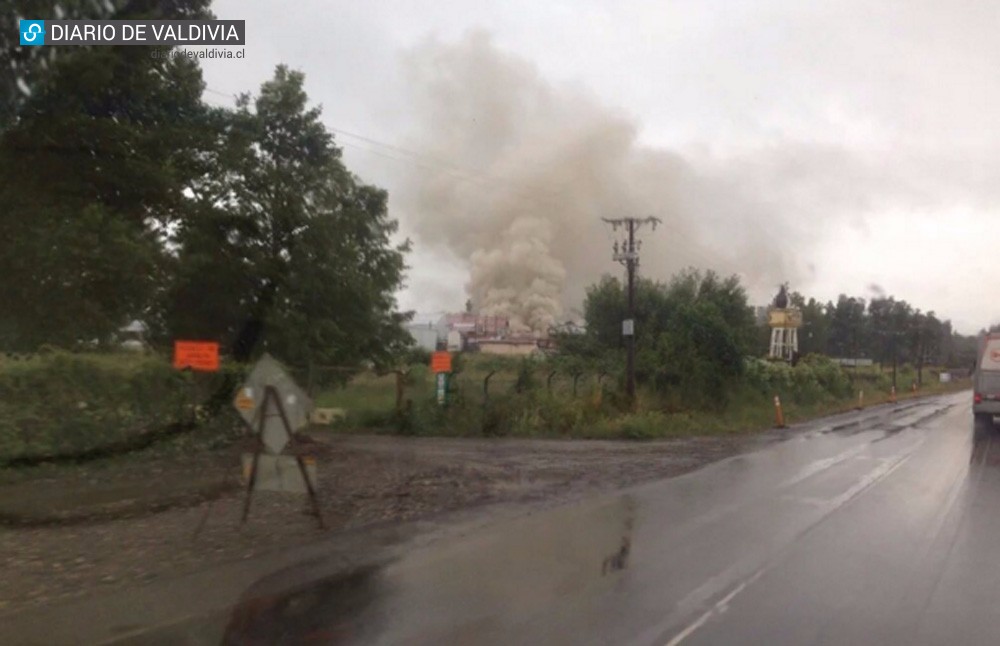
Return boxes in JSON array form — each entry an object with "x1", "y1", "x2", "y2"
[{"x1": 975, "y1": 393, "x2": 983, "y2": 404}]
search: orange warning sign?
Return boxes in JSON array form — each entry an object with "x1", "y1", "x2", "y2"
[
  {"x1": 173, "y1": 340, "x2": 220, "y2": 372},
  {"x1": 430, "y1": 351, "x2": 452, "y2": 373},
  {"x1": 234, "y1": 387, "x2": 255, "y2": 411}
]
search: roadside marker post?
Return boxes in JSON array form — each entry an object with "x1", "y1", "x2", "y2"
[
  {"x1": 773, "y1": 395, "x2": 786, "y2": 428},
  {"x1": 857, "y1": 389, "x2": 865, "y2": 410},
  {"x1": 435, "y1": 372, "x2": 449, "y2": 405},
  {"x1": 431, "y1": 351, "x2": 452, "y2": 407},
  {"x1": 890, "y1": 386, "x2": 897, "y2": 404}
]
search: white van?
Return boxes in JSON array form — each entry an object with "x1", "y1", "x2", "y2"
[{"x1": 973, "y1": 333, "x2": 1000, "y2": 425}]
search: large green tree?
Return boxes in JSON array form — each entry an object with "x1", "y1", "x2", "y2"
[
  {"x1": 579, "y1": 269, "x2": 755, "y2": 403},
  {"x1": 0, "y1": 0, "x2": 211, "y2": 349},
  {"x1": 164, "y1": 66, "x2": 412, "y2": 369},
  {"x1": 827, "y1": 295, "x2": 867, "y2": 358},
  {"x1": 3, "y1": 1, "x2": 212, "y2": 129},
  {"x1": 785, "y1": 291, "x2": 830, "y2": 357}
]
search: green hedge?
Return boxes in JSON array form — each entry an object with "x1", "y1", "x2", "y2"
[
  {"x1": 743, "y1": 355, "x2": 855, "y2": 404},
  {"x1": 0, "y1": 351, "x2": 245, "y2": 462}
]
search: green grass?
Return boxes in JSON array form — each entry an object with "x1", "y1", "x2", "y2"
[
  {"x1": 0, "y1": 349, "x2": 154, "y2": 371},
  {"x1": 0, "y1": 350, "x2": 243, "y2": 463},
  {"x1": 572, "y1": 378, "x2": 970, "y2": 441},
  {"x1": 313, "y1": 354, "x2": 610, "y2": 430},
  {"x1": 311, "y1": 353, "x2": 971, "y2": 440}
]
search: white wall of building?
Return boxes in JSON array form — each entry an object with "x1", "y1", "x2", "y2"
[{"x1": 406, "y1": 324, "x2": 439, "y2": 352}]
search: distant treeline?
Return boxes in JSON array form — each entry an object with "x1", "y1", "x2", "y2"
[
  {"x1": 556, "y1": 271, "x2": 978, "y2": 407},
  {"x1": 776, "y1": 291, "x2": 979, "y2": 370}
]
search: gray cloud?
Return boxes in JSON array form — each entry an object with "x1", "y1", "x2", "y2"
[
  {"x1": 393, "y1": 33, "x2": 864, "y2": 330},
  {"x1": 200, "y1": 0, "x2": 1000, "y2": 332}
]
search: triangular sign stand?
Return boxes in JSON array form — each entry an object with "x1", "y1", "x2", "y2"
[{"x1": 241, "y1": 385, "x2": 324, "y2": 529}]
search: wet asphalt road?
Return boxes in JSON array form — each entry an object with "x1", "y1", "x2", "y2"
[{"x1": 223, "y1": 391, "x2": 1000, "y2": 645}]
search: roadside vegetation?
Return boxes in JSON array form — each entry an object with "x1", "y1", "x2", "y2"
[
  {"x1": 314, "y1": 352, "x2": 968, "y2": 440},
  {"x1": 0, "y1": 1, "x2": 981, "y2": 458},
  {"x1": 312, "y1": 269, "x2": 974, "y2": 440},
  {"x1": 0, "y1": 351, "x2": 243, "y2": 465},
  {"x1": 0, "y1": 263, "x2": 976, "y2": 463},
  {"x1": 0, "y1": 348, "x2": 968, "y2": 464}
]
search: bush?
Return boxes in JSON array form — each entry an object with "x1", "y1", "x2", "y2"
[
  {"x1": 743, "y1": 355, "x2": 853, "y2": 404},
  {"x1": 404, "y1": 347, "x2": 432, "y2": 367},
  {"x1": 0, "y1": 351, "x2": 243, "y2": 462}
]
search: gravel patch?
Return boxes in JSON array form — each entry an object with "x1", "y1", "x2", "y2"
[{"x1": 0, "y1": 432, "x2": 757, "y2": 615}]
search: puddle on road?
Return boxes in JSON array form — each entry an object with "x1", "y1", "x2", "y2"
[
  {"x1": 222, "y1": 563, "x2": 385, "y2": 645},
  {"x1": 222, "y1": 494, "x2": 637, "y2": 644}
]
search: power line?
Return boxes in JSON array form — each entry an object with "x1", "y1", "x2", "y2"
[
  {"x1": 202, "y1": 88, "x2": 761, "y2": 281},
  {"x1": 201, "y1": 86, "x2": 588, "y2": 213},
  {"x1": 203, "y1": 87, "x2": 237, "y2": 99}
]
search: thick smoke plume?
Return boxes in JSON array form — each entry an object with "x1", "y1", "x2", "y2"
[{"x1": 398, "y1": 32, "x2": 813, "y2": 332}]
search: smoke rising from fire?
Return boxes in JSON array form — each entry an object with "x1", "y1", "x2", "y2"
[{"x1": 397, "y1": 32, "x2": 813, "y2": 332}]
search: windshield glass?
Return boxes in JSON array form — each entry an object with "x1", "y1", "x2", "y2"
[{"x1": 2, "y1": 2, "x2": 996, "y2": 645}]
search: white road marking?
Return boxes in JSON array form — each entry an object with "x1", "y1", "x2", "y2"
[
  {"x1": 663, "y1": 569, "x2": 766, "y2": 646},
  {"x1": 662, "y1": 448, "x2": 918, "y2": 645},
  {"x1": 780, "y1": 445, "x2": 868, "y2": 488}
]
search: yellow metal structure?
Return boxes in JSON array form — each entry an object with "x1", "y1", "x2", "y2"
[
  {"x1": 768, "y1": 307, "x2": 802, "y2": 361},
  {"x1": 767, "y1": 308, "x2": 803, "y2": 328}
]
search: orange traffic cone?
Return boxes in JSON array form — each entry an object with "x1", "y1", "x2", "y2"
[{"x1": 774, "y1": 395, "x2": 786, "y2": 428}]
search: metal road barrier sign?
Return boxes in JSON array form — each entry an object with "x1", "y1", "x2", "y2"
[
  {"x1": 234, "y1": 354, "x2": 311, "y2": 454},
  {"x1": 234, "y1": 354, "x2": 323, "y2": 528}
]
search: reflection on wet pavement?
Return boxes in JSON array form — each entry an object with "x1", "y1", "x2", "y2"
[
  {"x1": 131, "y1": 393, "x2": 1000, "y2": 645},
  {"x1": 224, "y1": 495, "x2": 637, "y2": 644}
]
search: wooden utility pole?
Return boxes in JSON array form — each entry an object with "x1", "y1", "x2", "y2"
[{"x1": 601, "y1": 216, "x2": 661, "y2": 407}]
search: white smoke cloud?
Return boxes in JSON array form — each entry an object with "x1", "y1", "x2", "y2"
[{"x1": 394, "y1": 32, "x2": 898, "y2": 331}]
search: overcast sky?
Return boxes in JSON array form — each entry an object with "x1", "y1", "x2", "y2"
[{"x1": 200, "y1": 0, "x2": 1000, "y2": 334}]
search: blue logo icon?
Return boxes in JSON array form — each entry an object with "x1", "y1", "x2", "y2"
[{"x1": 20, "y1": 20, "x2": 45, "y2": 46}]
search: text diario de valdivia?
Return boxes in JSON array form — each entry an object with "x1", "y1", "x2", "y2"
[{"x1": 46, "y1": 20, "x2": 245, "y2": 46}]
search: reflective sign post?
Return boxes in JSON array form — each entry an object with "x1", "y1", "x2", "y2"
[
  {"x1": 436, "y1": 372, "x2": 448, "y2": 406},
  {"x1": 431, "y1": 351, "x2": 452, "y2": 407}
]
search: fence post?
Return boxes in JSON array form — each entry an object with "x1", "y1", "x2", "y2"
[
  {"x1": 596, "y1": 371, "x2": 608, "y2": 405},
  {"x1": 394, "y1": 369, "x2": 407, "y2": 412},
  {"x1": 482, "y1": 370, "x2": 497, "y2": 435},
  {"x1": 483, "y1": 370, "x2": 496, "y2": 405},
  {"x1": 184, "y1": 367, "x2": 196, "y2": 425}
]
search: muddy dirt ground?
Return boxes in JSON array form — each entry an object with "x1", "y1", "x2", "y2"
[{"x1": 0, "y1": 431, "x2": 763, "y2": 615}]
